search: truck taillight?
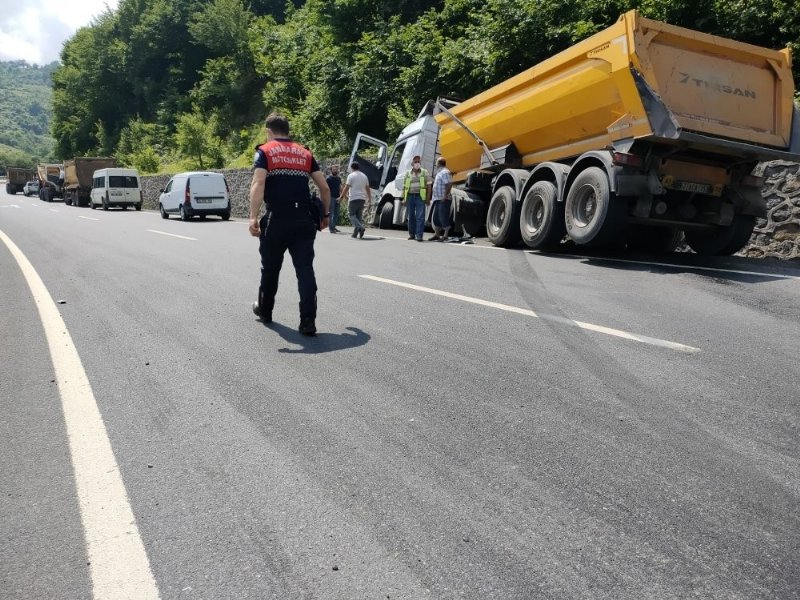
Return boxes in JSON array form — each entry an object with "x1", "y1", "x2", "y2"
[
  {"x1": 741, "y1": 174, "x2": 763, "y2": 188},
  {"x1": 184, "y1": 178, "x2": 191, "y2": 204},
  {"x1": 612, "y1": 152, "x2": 643, "y2": 168}
]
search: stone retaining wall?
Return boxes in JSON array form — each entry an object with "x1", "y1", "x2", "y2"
[{"x1": 140, "y1": 160, "x2": 800, "y2": 260}]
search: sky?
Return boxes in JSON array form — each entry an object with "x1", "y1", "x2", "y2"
[{"x1": 0, "y1": 0, "x2": 119, "y2": 65}]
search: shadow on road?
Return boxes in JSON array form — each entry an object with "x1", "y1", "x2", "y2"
[
  {"x1": 261, "y1": 321, "x2": 371, "y2": 354},
  {"x1": 528, "y1": 247, "x2": 800, "y2": 284}
]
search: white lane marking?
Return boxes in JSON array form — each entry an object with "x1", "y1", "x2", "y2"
[
  {"x1": 49, "y1": 209, "x2": 59, "y2": 213},
  {"x1": 78, "y1": 216, "x2": 100, "y2": 221},
  {"x1": 0, "y1": 229, "x2": 161, "y2": 599},
  {"x1": 0, "y1": 204, "x2": 20, "y2": 208},
  {"x1": 361, "y1": 274, "x2": 700, "y2": 353},
  {"x1": 528, "y1": 252, "x2": 800, "y2": 281},
  {"x1": 147, "y1": 229, "x2": 197, "y2": 241}
]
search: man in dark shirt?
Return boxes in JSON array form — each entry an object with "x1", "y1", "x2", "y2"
[
  {"x1": 249, "y1": 113, "x2": 331, "y2": 335},
  {"x1": 325, "y1": 164, "x2": 342, "y2": 233}
]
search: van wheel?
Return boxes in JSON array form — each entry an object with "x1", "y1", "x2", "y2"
[
  {"x1": 159, "y1": 203, "x2": 169, "y2": 219},
  {"x1": 486, "y1": 186, "x2": 521, "y2": 247},
  {"x1": 102, "y1": 194, "x2": 109, "y2": 210},
  {"x1": 122, "y1": 205, "x2": 128, "y2": 210},
  {"x1": 221, "y1": 211, "x2": 230, "y2": 221},
  {"x1": 379, "y1": 202, "x2": 394, "y2": 229},
  {"x1": 180, "y1": 205, "x2": 190, "y2": 221},
  {"x1": 565, "y1": 166, "x2": 625, "y2": 247},
  {"x1": 520, "y1": 181, "x2": 565, "y2": 250},
  {"x1": 90, "y1": 201, "x2": 96, "y2": 210},
  {"x1": 685, "y1": 215, "x2": 755, "y2": 256},
  {"x1": 135, "y1": 203, "x2": 142, "y2": 211},
  {"x1": 199, "y1": 214, "x2": 206, "y2": 220}
]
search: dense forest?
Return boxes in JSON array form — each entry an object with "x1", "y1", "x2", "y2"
[
  {"x1": 0, "y1": 61, "x2": 59, "y2": 170},
  {"x1": 40, "y1": 0, "x2": 800, "y2": 172}
]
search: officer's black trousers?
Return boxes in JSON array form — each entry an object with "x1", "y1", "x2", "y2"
[{"x1": 258, "y1": 215, "x2": 318, "y2": 319}]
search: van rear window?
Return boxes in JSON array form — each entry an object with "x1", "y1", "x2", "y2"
[{"x1": 109, "y1": 176, "x2": 139, "y2": 188}]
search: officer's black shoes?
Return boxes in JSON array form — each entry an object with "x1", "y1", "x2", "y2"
[
  {"x1": 358, "y1": 227, "x2": 365, "y2": 238},
  {"x1": 252, "y1": 301, "x2": 272, "y2": 324},
  {"x1": 298, "y1": 317, "x2": 317, "y2": 336}
]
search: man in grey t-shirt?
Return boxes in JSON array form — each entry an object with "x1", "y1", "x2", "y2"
[{"x1": 339, "y1": 162, "x2": 371, "y2": 239}]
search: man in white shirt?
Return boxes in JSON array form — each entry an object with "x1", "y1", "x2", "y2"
[{"x1": 339, "y1": 162, "x2": 371, "y2": 239}]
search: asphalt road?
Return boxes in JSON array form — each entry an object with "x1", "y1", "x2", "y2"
[{"x1": 1, "y1": 189, "x2": 799, "y2": 600}]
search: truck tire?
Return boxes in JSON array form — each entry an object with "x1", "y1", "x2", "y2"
[
  {"x1": 486, "y1": 187, "x2": 521, "y2": 247},
  {"x1": 5, "y1": 184, "x2": 11, "y2": 195},
  {"x1": 520, "y1": 181, "x2": 565, "y2": 250},
  {"x1": 564, "y1": 166, "x2": 625, "y2": 247},
  {"x1": 626, "y1": 225, "x2": 682, "y2": 253},
  {"x1": 379, "y1": 202, "x2": 394, "y2": 229},
  {"x1": 684, "y1": 215, "x2": 756, "y2": 256},
  {"x1": 65, "y1": 192, "x2": 73, "y2": 206}
]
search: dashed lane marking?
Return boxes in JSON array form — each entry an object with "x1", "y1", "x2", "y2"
[
  {"x1": 78, "y1": 215, "x2": 99, "y2": 221},
  {"x1": 361, "y1": 274, "x2": 700, "y2": 353},
  {"x1": 0, "y1": 229, "x2": 161, "y2": 599},
  {"x1": 147, "y1": 229, "x2": 197, "y2": 241}
]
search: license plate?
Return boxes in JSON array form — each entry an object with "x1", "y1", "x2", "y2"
[
  {"x1": 195, "y1": 198, "x2": 212, "y2": 204},
  {"x1": 674, "y1": 181, "x2": 712, "y2": 194}
]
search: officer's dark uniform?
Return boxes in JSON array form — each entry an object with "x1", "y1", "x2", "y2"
[{"x1": 253, "y1": 138, "x2": 321, "y2": 324}]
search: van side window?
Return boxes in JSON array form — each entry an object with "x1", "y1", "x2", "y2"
[{"x1": 165, "y1": 180, "x2": 173, "y2": 193}]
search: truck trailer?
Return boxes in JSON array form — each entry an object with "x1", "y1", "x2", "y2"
[
  {"x1": 64, "y1": 156, "x2": 117, "y2": 207},
  {"x1": 352, "y1": 10, "x2": 800, "y2": 255},
  {"x1": 37, "y1": 163, "x2": 64, "y2": 202},
  {"x1": 5, "y1": 166, "x2": 36, "y2": 195}
]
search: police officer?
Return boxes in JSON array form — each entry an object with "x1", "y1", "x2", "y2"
[{"x1": 249, "y1": 113, "x2": 331, "y2": 336}]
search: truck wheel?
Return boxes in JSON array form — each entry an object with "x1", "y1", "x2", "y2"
[
  {"x1": 159, "y1": 203, "x2": 169, "y2": 219},
  {"x1": 378, "y1": 202, "x2": 394, "y2": 229},
  {"x1": 65, "y1": 192, "x2": 73, "y2": 206},
  {"x1": 626, "y1": 226, "x2": 682, "y2": 254},
  {"x1": 520, "y1": 181, "x2": 565, "y2": 250},
  {"x1": 684, "y1": 215, "x2": 756, "y2": 256},
  {"x1": 486, "y1": 187, "x2": 521, "y2": 247},
  {"x1": 564, "y1": 166, "x2": 625, "y2": 247}
]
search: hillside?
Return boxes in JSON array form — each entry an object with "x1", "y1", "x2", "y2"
[{"x1": 0, "y1": 60, "x2": 57, "y2": 169}]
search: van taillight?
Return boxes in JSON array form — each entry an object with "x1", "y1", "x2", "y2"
[{"x1": 184, "y1": 178, "x2": 191, "y2": 204}]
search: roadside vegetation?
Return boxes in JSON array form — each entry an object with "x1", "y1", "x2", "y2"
[{"x1": 3, "y1": 0, "x2": 798, "y2": 175}]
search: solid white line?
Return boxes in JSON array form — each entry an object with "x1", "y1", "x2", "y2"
[
  {"x1": 147, "y1": 229, "x2": 197, "y2": 241},
  {"x1": 528, "y1": 252, "x2": 800, "y2": 281},
  {"x1": 78, "y1": 215, "x2": 100, "y2": 221},
  {"x1": 361, "y1": 274, "x2": 700, "y2": 353},
  {"x1": 0, "y1": 229, "x2": 161, "y2": 599}
]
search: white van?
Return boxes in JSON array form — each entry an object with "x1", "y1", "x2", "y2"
[
  {"x1": 158, "y1": 171, "x2": 231, "y2": 221},
  {"x1": 90, "y1": 168, "x2": 142, "y2": 210}
]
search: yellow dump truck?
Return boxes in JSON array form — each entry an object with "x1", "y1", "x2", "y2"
[
  {"x1": 4, "y1": 166, "x2": 36, "y2": 195},
  {"x1": 37, "y1": 163, "x2": 64, "y2": 202},
  {"x1": 63, "y1": 156, "x2": 117, "y2": 207},
  {"x1": 351, "y1": 10, "x2": 800, "y2": 254}
]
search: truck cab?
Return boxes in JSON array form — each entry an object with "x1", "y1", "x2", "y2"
[{"x1": 348, "y1": 102, "x2": 439, "y2": 229}]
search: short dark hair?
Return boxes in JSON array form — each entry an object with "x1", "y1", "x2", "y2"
[
  {"x1": 437, "y1": 157, "x2": 446, "y2": 166},
  {"x1": 265, "y1": 113, "x2": 290, "y2": 135},
  {"x1": 350, "y1": 162, "x2": 360, "y2": 170}
]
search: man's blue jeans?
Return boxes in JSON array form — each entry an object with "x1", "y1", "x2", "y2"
[
  {"x1": 328, "y1": 199, "x2": 339, "y2": 232},
  {"x1": 407, "y1": 194, "x2": 425, "y2": 239}
]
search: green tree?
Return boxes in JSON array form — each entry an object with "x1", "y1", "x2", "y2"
[{"x1": 175, "y1": 111, "x2": 224, "y2": 169}]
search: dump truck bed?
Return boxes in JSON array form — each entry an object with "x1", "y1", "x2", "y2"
[
  {"x1": 64, "y1": 157, "x2": 117, "y2": 189},
  {"x1": 436, "y1": 10, "x2": 798, "y2": 177},
  {"x1": 6, "y1": 167, "x2": 36, "y2": 185}
]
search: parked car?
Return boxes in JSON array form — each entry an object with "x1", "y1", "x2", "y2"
[
  {"x1": 158, "y1": 171, "x2": 231, "y2": 221},
  {"x1": 23, "y1": 180, "x2": 39, "y2": 196},
  {"x1": 90, "y1": 168, "x2": 142, "y2": 210}
]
